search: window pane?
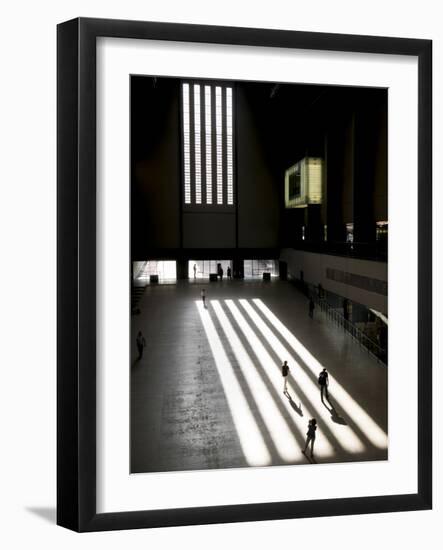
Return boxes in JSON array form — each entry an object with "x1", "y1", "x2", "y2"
[
  {"x1": 194, "y1": 84, "x2": 201, "y2": 204},
  {"x1": 182, "y1": 84, "x2": 191, "y2": 204},
  {"x1": 205, "y1": 86, "x2": 212, "y2": 204},
  {"x1": 182, "y1": 82, "x2": 234, "y2": 207},
  {"x1": 226, "y1": 88, "x2": 233, "y2": 205},
  {"x1": 216, "y1": 86, "x2": 223, "y2": 204}
]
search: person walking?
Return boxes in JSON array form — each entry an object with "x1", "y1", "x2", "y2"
[
  {"x1": 227, "y1": 266, "x2": 232, "y2": 280},
  {"x1": 136, "y1": 330, "x2": 146, "y2": 360},
  {"x1": 318, "y1": 368, "x2": 329, "y2": 401},
  {"x1": 309, "y1": 297, "x2": 315, "y2": 319},
  {"x1": 302, "y1": 418, "x2": 317, "y2": 457},
  {"x1": 201, "y1": 288, "x2": 206, "y2": 308},
  {"x1": 193, "y1": 263, "x2": 197, "y2": 279},
  {"x1": 281, "y1": 360, "x2": 290, "y2": 394}
]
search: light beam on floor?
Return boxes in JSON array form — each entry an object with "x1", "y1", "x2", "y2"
[
  {"x1": 212, "y1": 300, "x2": 302, "y2": 461},
  {"x1": 195, "y1": 301, "x2": 271, "y2": 467},
  {"x1": 238, "y1": 299, "x2": 366, "y2": 454},
  {"x1": 252, "y1": 298, "x2": 388, "y2": 450},
  {"x1": 224, "y1": 299, "x2": 334, "y2": 458}
]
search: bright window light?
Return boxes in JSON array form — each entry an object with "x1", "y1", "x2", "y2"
[
  {"x1": 226, "y1": 88, "x2": 233, "y2": 205},
  {"x1": 225, "y1": 300, "x2": 334, "y2": 461},
  {"x1": 205, "y1": 86, "x2": 212, "y2": 204},
  {"x1": 182, "y1": 84, "x2": 191, "y2": 204},
  {"x1": 193, "y1": 84, "x2": 201, "y2": 204},
  {"x1": 212, "y1": 300, "x2": 304, "y2": 462},
  {"x1": 195, "y1": 301, "x2": 271, "y2": 466},
  {"x1": 239, "y1": 299, "x2": 366, "y2": 454},
  {"x1": 215, "y1": 86, "x2": 223, "y2": 204},
  {"x1": 252, "y1": 299, "x2": 388, "y2": 450},
  {"x1": 134, "y1": 260, "x2": 177, "y2": 283},
  {"x1": 182, "y1": 83, "x2": 234, "y2": 207}
]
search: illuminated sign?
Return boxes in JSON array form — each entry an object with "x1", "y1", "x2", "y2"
[{"x1": 285, "y1": 157, "x2": 323, "y2": 208}]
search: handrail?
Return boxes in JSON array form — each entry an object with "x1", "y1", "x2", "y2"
[
  {"x1": 133, "y1": 261, "x2": 147, "y2": 280},
  {"x1": 307, "y1": 287, "x2": 387, "y2": 366}
]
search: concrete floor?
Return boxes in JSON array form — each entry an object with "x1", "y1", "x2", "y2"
[{"x1": 131, "y1": 280, "x2": 388, "y2": 473}]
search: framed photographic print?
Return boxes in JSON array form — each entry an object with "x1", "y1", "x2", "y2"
[{"x1": 57, "y1": 17, "x2": 432, "y2": 532}]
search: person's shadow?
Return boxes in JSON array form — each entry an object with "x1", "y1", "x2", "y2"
[
  {"x1": 284, "y1": 390, "x2": 303, "y2": 417},
  {"x1": 322, "y1": 397, "x2": 347, "y2": 425}
]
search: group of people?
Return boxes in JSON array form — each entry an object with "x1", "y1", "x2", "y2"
[
  {"x1": 216, "y1": 263, "x2": 232, "y2": 280},
  {"x1": 282, "y1": 360, "x2": 330, "y2": 459},
  {"x1": 193, "y1": 263, "x2": 232, "y2": 280}
]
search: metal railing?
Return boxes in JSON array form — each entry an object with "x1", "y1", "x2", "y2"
[
  {"x1": 290, "y1": 240, "x2": 387, "y2": 262},
  {"x1": 305, "y1": 286, "x2": 387, "y2": 365}
]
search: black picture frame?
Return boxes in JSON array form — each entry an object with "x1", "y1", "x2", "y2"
[{"x1": 57, "y1": 17, "x2": 432, "y2": 532}]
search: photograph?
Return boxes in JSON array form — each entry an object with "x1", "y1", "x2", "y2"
[
  {"x1": 130, "y1": 75, "x2": 389, "y2": 474},
  {"x1": 0, "y1": 0, "x2": 438, "y2": 544}
]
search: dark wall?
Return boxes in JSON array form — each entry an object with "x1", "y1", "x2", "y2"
[
  {"x1": 278, "y1": 86, "x2": 387, "y2": 248},
  {"x1": 131, "y1": 77, "x2": 284, "y2": 257},
  {"x1": 131, "y1": 77, "x2": 387, "y2": 261},
  {"x1": 236, "y1": 84, "x2": 280, "y2": 248},
  {"x1": 353, "y1": 88, "x2": 387, "y2": 243},
  {"x1": 183, "y1": 212, "x2": 236, "y2": 248},
  {"x1": 131, "y1": 77, "x2": 181, "y2": 258},
  {"x1": 373, "y1": 95, "x2": 388, "y2": 222}
]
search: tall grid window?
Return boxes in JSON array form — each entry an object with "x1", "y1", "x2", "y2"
[
  {"x1": 215, "y1": 86, "x2": 223, "y2": 204},
  {"x1": 205, "y1": 86, "x2": 213, "y2": 204},
  {"x1": 182, "y1": 82, "x2": 234, "y2": 206},
  {"x1": 193, "y1": 84, "x2": 202, "y2": 204},
  {"x1": 226, "y1": 87, "x2": 233, "y2": 205},
  {"x1": 182, "y1": 84, "x2": 191, "y2": 204}
]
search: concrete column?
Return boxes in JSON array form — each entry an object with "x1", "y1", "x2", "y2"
[
  {"x1": 353, "y1": 96, "x2": 377, "y2": 245},
  {"x1": 279, "y1": 261, "x2": 288, "y2": 281},
  {"x1": 232, "y1": 258, "x2": 244, "y2": 279},
  {"x1": 176, "y1": 259, "x2": 188, "y2": 280},
  {"x1": 325, "y1": 125, "x2": 347, "y2": 243}
]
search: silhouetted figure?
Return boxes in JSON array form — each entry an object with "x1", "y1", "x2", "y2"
[
  {"x1": 201, "y1": 288, "x2": 206, "y2": 308},
  {"x1": 136, "y1": 330, "x2": 146, "y2": 360},
  {"x1": 318, "y1": 368, "x2": 329, "y2": 401},
  {"x1": 309, "y1": 297, "x2": 315, "y2": 319},
  {"x1": 302, "y1": 418, "x2": 317, "y2": 457},
  {"x1": 193, "y1": 263, "x2": 197, "y2": 279},
  {"x1": 217, "y1": 263, "x2": 224, "y2": 281},
  {"x1": 227, "y1": 266, "x2": 232, "y2": 280},
  {"x1": 281, "y1": 360, "x2": 290, "y2": 394}
]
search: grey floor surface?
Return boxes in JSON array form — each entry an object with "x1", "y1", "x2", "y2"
[{"x1": 131, "y1": 280, "x2": 388, "y2": 473}]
